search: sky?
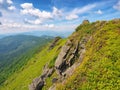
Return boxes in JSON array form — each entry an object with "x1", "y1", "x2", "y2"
[{"x1": 0, "y1": 0, "x2": 120, "y2": 34}]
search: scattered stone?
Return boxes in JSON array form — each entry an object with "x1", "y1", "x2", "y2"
[
  {"x1": 52, "y1": 78, "x2": 58, "y2": 83},
  {"x1": 47, "y1": 68, "x2": 54, "y2": 77},
  {"x1": 49, "y1": 85, "x2": 56, "y2": 90}
]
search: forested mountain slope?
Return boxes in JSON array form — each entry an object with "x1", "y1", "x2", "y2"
[
  {"x1": 0, "y1": 36, "x2": 66, "y2": 90},
  {"x1": 0, "y1": 35, "x2": 53, "y2": 85}
]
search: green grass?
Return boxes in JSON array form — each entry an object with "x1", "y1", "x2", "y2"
[
  {"x1": 0, "y1": 39, "x2": 66, "y2": 90},
  {"x1": 56, "y1": 20, "x2": 120, "y2": 90},
  {"x1": 0, "y1": 35, "x2": 53, "y2": 85}
]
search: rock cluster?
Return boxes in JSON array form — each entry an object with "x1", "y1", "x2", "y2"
[
  {"x1": 55, "y1": 36, "x2": 90, "y2": 78},
  {"x1": 49, "y1": 37, "x2": 61, "y2": 50},
  {"x1": 29, "y1": 20, "x2": 92, "y2": 90},
  {"x1": 29, "y1": 64, "x2": 54, "y2": 90}
]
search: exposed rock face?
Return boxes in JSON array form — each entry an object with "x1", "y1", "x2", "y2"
[
  {"x1": 55, "y1": 38, "x2": 80, "y2": 77},
  {"x1": 48, "y1": 36, "x2": 90, "y2": 90},
  {"x1": 55, "y1": 40, "x2": 73, "y2": 75}
]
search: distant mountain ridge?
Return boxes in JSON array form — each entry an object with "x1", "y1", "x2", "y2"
[
  {"x1": 0, "y1": 30, "x2": 73, "y2": 39},
  {"x1": 0, "y1": 35, "x2": 53, "y2": 85}
]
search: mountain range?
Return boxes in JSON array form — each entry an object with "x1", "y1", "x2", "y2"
[{"x1": 0, "y1": 35, "x2": 53, "y2": 85}]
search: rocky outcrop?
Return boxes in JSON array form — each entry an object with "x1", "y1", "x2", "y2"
[
  {"x1": 29, "y1": 64, "x2": 54, "y2": 90},
  {"x1": 55, "y1": 38, "x2": 80, "y2": 76},
  {"x1": 29, "y1": 77, "x2": 44, "y2": 90},
  {"x1": 49, "y1": 37, "x2": 61, "y2": 50},
  {"x1": 41, "y1": 64, "x2": 54, "y2": 79},
  {"x1": 48, "y1": 36, "x2": 90, "y2": 90},
  {"x1": 55, "y1": 40, "x2": 73, "y2": 75}
]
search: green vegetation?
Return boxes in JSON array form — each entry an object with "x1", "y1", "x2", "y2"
[
  {"x1": 48, "y1": 56, "x2": 58, "y2": 68},
  {"x1": 0, "y1": 38, "x2": 66, "y2": 90},
  {"x1": 56, "y1": 20, "x2": 120, "y2": 90},
  {"x1": 0, "y1": 19, "x2": 120, "y2": 90},
  {"x1": 0, "y1": 35, "x2": 53, "y2": 85}
]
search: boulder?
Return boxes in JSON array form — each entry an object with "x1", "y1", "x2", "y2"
[
  {"x1": 29, "y1": 77, "x2": 44, "y2": 90},
  {"x1": 49, "y1": 37, "x2": 61, "y2": 50},
  {"x1": 52, "y1": 78, "x2": 58, "y2": 83},
  {"x1": 82, "y1": 20, "x2": 89, "y2": 25}
]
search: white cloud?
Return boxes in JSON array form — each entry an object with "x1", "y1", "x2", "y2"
[
  {"x1": 52, "y1": 7, "x2": 62, "y2": 17},
  {"x1": 7, "y1": 0, "x2": 13, "y2": 4},
  {"x1": 21, "y1": 4, "x2": 62, "y2": 19},
  {"x1": 0, "y1": 0, "x2": 15, "y2": 11},
  {"x1": 66, "y1": 14, "x2": 79, "y2": 20},
  {"x1": 65, "y1": 4, "x2": 96, "y2": 20},
  {"x1": 21, "y1": 3, "x2": 53, "y2": 19},
  {"x1": 113, "y1": 0, "x2": 120, "y2": 11},
  {"x1": 21, "y1": 3, "x2": 33, "y2": 9},
  {"x1": 20, "y1": 3, "x2": 63, "y2": 25},
  {"x1": 95, "y1": 10, "x2": 103, "y2": 14},
  {"x1": 24, "y1": 19, "x2": 42, "y2": 25},
  {"x1": 45, "y1": 24, "x2": 55, "y2": 28},
  {"x1": 72, "y1": 4, "x2": 96, "y2": 15},
  {"x1": 8, "y1": 6, "x2": 16, "y2": 10}
]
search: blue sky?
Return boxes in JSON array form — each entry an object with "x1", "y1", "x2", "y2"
[{"x1": 0, "y1": 0, "x2": 120, "y2": 34}]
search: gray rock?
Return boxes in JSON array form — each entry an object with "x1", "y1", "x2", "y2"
[
  {"x1": 55, "y1": 44, "x2": 71, "y2": 68},
  {"x1": 47, "y1": 68, "x2": 54, "y2": 77},
  {"x1": 29, "y1": 77, "x2": 44, "y2": 90},
  {"x1": 52, "y1": 78, "x2": 58, "y2": 83},
  {"x1": 29, "y1": 64, "x2": 54, "y2": 90},
  {"x1": 49, "y1": 85, "x2": 56, "y2": 90},
  {"x1": 49, "y1": 37, "x2": 61, "y2": 50},
  {"x1": 82, "y1": 20, "x2": 89, "y2": 24}
]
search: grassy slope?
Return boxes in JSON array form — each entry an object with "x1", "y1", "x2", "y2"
[
  {"x1": 0, "y1": 39, "x2": 66, "y2": 90},
  {"x1": 56, "y1": 20, "x2": 120, "y2": 90},
  {"x1": 0, "y1": 35, "x2": 53, "y2": 85}
]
